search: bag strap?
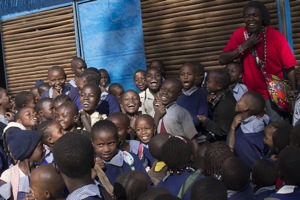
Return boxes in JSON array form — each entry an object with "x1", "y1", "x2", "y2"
[
  {"x1": 10, "y1": 163, "x2": 20, "y2": 200},
  {"x1": 177, "y1": 169, "x2": 202, "y2": 198}
]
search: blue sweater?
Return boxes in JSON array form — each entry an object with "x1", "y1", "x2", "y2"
[
  {"x1": 177, "y1": 87, "x2": 209, "y2": 132},
  {"x1": 229, "y1": 184, "x2": 255, "y2": 200},
  {"x1": 230, "y1": 127, "x2": 265, "y2": 169},
  {"x1": 269, "y1": 186, "x2": 300, "y2": 200},
  {"x1": 96, "y1": 94, "x2": 120, "y2": 116}
]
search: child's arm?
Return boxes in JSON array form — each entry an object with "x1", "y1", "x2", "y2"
[
  {"x1": 153, "y1": 95, "x2": 166, "y2": 126},
  {"x1": 227, "y1": 115, "x2": 242, "y2": 151},
  {"x1": 80, "y1": 110, "x2": 92, "y2": 132}
]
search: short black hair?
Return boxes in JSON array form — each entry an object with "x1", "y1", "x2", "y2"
[
  {"x1": 15, "y1": 91, "x2": 34, "y2": 110},
  {"x1": 80, "y1": 68, "x2": 101, "y2": 85},
  {"x1": 146, "y1": 67, "x2": 162, "y2": 76},
  {"x1": 209, "y1": 69, "x2": 231, "y2": 90},
  {"x1": 272, "y1": 120, "x2": 292, "y2": 153},
  {"x1": 163, "y1": 78, "x2": 183, "y2": 95},
  {"x1": 161, "y1": 136, "x2": 193, "y2": 171},
  {"x1": 108, "y1": 83, "x2": 124, "y2": 95},
  {"x1": 48, "y1": 66, "x2": 66, "y2": 79},
  {"x1": 221, "y1": 157, "x2": 250, "y2": 191},
  {"x1": 37, "y1": 120, "x2": 56, "y2": 143},
  {"x1": 278, "y1": 146, "x2": 300, "y2": 185},
  {"x1": 180, "y1": 62, "x2": 197, "y2": 74},
  {"x1": 52, "y1": 132, "x2": 94, "y2": 178},
  {"x1": 243, "y1": 1, "x2": 270, "y2": 26},
  {"x1": 203, "y1": 141, "x2": 233, "y2": 177},
  {"x1": 58, "y1": 101, "x2": 79, "y2": 116},
  {"x1": 252, "y1": 159, "x2": 277, "y2": 188},
  {"x1": 107, "y1": 112, "x2": 130, "y2": 129},
  {"x1": 37, "y1": 82, "x2": 51, "y2": 95},
  {"x1": 114, "y1": 171, "x2": 150, "y2": 200},
  {"x1": 191, "y1": 177, "x2": 227, "y2": 200},
  {"x1": 81, "y1": 84, "x2": 101, "y2": 101},
  {"x1": 54, "y1": 94, "x2": 72, "y2": 104},
  {"x1": 35, "y1": 98, "x2": 53, "y2": 113},
  {"x1": 148, "y1": 132, "x2": 170, "y2": 160},
  {"x1": 290, "y1": 124, "x2": 300, "y2": 148},
  {"x1": 91, "y1": 120, "x2": 119, "y2": 141},
  {"x1": 225, "y1": 61, "x2": 243, "y2": 73},
  {"x1": 243, "y1": 92, "x2": 266, "y2": 116},
  {"x1": 134, "y1": 70, "x2": 146, "y2": 78}
]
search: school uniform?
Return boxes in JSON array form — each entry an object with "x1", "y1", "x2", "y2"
[
  {"x1": 232, "y1": 83, "x2": 248, "y2": 101},
  {"x1": 227, "y1": 184, "x2": 255, "y2": 200},
  {"x1": 268, "y1": 185, "x2": 300, "y2": 200},
  {"x1": 157, "y1": 168, "x2": 194, "y2": 197},
  {"x1": 102, "y1": 150, "x2": 147, "y2": 185},
  {"x1": 139, "y1": 88, "x2": 155, "y2": 117},
  {"x1": 96, "y1": 93, "x2": 120, "y2": 116},
  {"x1": 157, "y1": 102, "x2": 198, "y2": 140},
  {"x1": 228, "y1": 115, "x2": 266, "y2": 169},
  {"x1": 66, "y1": 184, "x2": 102, "y2": 200},
  {"x1": 177, "y1": 86, "x2": 209, "y2": 133},
  {"x1": 254, "y1": 185, "x2": 276, "y2": 200},
  {"x1": 129, "y1": 140, "x2": 156, "y2": 168},
  {"x1": 0, "y1": 115, "x2": 8, "y2": 125}
]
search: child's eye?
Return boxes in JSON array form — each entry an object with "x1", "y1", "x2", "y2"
[
  {"x1": 108, "y1": 142, "x2": 115, "y2": 146},
  {"x1": 97, "y1": 143, "x2": 104, "y2": 147}
]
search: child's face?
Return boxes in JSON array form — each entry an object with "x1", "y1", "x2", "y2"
[
  {"x1": 135, "y1": 117, "x2": 155, "y2": 144},
  {"x1": 0, "y1": 89, "x2": 12, "y2": 110},
  {"x1": 121, "y1": 91, "x2": 141, "y2": 114},
  {"x1": 158, "y1": 80, "x2": 180, "y2": 106},
  {"x1": 47, "y1": 122, "x2": 65, "y2": 144},
  {"x1": 113, "y1": 87, "x2": 124, "y2": 102},
  {"x1": 206, "y1": 74, "x2": 220, "y2": 94},
  {"x1": 29, "y1": 141, "x2": 45, "y2": 163},
  {"x1": 134, "y1": 72, "x2": 147, "y2": 91},
  {"x1": 56, "y1": 106, "x2": 77, "y2": 131},
  {"x1": 264, "y1": 125, "x2": 275, "y2": 148},
  {"x1": 107, "y1": 116, "x2": 129, "y2": 144},
  {"x1": 146, "y1": 68, "x2": 162, "y2": 92},
  {"x1": 80, "y1": 86, "x2": 100, "y2": 113},
  {"x1": 72, "y1": 60, "x2": 87, "y2": 77},
  {"x1": 40, "y1": 100, "x2": 55, "y2": 120},
  {"x1": 17, "y1": 107, "x2": 38, "y2": 128},
  {"x1": 93, "y1": 130, "x2": 118, "y2": 162},
  {"x1": 100, "y1": 71, "x2": 109, "y2": 87},
  {"x1": 48, "y1": 70, "x2": 66, "y2": 92},
  {"x1": 225, "y1": 63, "x2": 242, "y2": 84},
  {"x1": 180, "y1": 65, "x2": 195, "y2": 91}
]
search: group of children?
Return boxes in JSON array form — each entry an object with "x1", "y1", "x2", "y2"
[{"x1": 0, "y1": 56, "x2": 300, "y2": 200}]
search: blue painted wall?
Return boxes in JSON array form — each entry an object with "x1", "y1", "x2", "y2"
[{"x1": 77, "y1": 0, "x2": 146, "y2": 91}]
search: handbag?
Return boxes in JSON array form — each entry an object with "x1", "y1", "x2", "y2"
[{"x1": 245, "y1": 27, "x2": 292, "y2": 113}]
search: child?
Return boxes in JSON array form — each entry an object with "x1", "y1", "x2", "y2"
[
  {"x1": 27, "y1": 164, "x2": 65, "y2": 200},
  {"x1": 0, "y1": 87, "x2": 13, "y2": 125},
  {"x1": 154, "y1": 78, "x2": 198, "y2": 154},
  {"x1": 108, "y1": 83, "x2": 124, "y2": 103},
  {"x1": 135, "y1": 114, "x2": 156, "y2": 146},
  {"x1": 198, "y1": 69, "x2": 236, "y2": 141},
  {"x1": 30, "y1": 86, "x2": 41, "y2": 103},
  {"x1": 227, "y1": 92, "x2": 267, "y2": 168},
  {"x1": 268, "y1": 147, "x2": 300, "y2": 199},
  {"x1": 0, "y1": 129, "x2": 45, "y2": 200},
  {"x1": 147, "y1": 132, "x2": 170, "y2": 186},
  {"x1": 52, "y1": 132, "x2": 104, "y2": 199},
  {"x1": 35, "y1": 98, "x2": 55, "y2": 123},
  {"x1": 190, "y1": 177, "x2": 227, "y2": 200},
  {"x1": 134, "y1": 70, "x2": 147, "y2": 92},
  {"x1": 139, "y1": 67, "x2": 162, "y2": 116},
  {"x1": 91, "y1": 120, "x2": 147, "y2": 185},
  {"x1": 107, "y1": 113, "x2": 154, "y2": 169},
  {"x1": 37, "y1": 82, "x2": 51, "y2": 97},
  {"x1": 203, "y1": 141, "x2": 233, "y2": 178},
  {"x1": 55, "y1": 101, "x2": 79, "y2": 132},
  {"x1": 156, "y1": 136, "x2": 196, "y2": 198},
  {"x1": 15, "y1": 91, "x2": 36, "y2": 111},
  {"x1": 53, "y1": 94, "x2": 72, "y2": 110},
  {"x1": 99, "y1": 68, "x2": 111, "y2": 92},
  {"x1": 252, "y1": 159, "x2": 277, "y2": 200},
  {"x1": 193, "y1": 62, "x2": 205, "y2": 88},
  {"x1": 37, "y1": 120, "x2": 65, "y2": 163},
  {"x1": 120, "y1": 90, "x2": 142, "y2": 132},
  {"x1": 221, "y1": 157, "x2": 255, "y2": 200},
  {"x1": 69, "y1": 56, "x2": 87, "y2": 88},
  {"x1": 225, "y1": 62, "x2": 248, "y2": 101},
  {"x1": 113, "y1": 171, "x2": 150, "y2": 200},
  {"x1": 148, "y1": 59, "x2": 166, "y2": 80},
  {"x1": 15, "y1": 106, "x2": 38, "y2": 130},
  {"x1": 80, "y1": 84, "x2": 106, "y2": 132},
  {"x1": 177, "y1": 62, "x2": 209, "y2": 133},
  {"x1": 41, "y1": 66, "x2": 79, "y2": 108}
]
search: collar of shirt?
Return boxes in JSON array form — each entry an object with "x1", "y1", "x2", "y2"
[
  {"x1": 103, "y1": 150, "x2": 124, "y2": 167},
  {"x1": 165, "y1": 102, "x2": 176, "y2": 109},
  {"x1": 0, "y1": 115, "x2": 8, "y2": 125},
  {"x1": 255, "y1": 185, "x2": 276, "y2": 195},
  {"x1": 211, "y1": 90, "x2": 228, "y2": 108},
  {"x1": 241, "y1": 115, "x2": 265, "y2": 133},
  {"x1": 182, "y1": 85, "x2": 198, "y2": 96},
  {"x1": 227, "y1": 190, "x2": 238, "y2": 198},
  {"x1": 276, "y1": 185, "x2": 298, "y2": 194},
  {"x1": 49, "y1": 85, "x2": 70, "y2": 98},
  {"x1": 100, "y1": 91, "x2": 109, "y2": 101},
  {"x1": 66, "y1": 184, "x2": 101, "y2": 200}
]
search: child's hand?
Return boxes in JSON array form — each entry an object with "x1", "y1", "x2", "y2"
[
  {"x1": 270, "y1": 154, "x2": 278, "y2": 161},
  {"x1": 231, "y1": 114, "x2": 242, "y2": 130},
  {"x1": 197, "y1": 115, "x2": 207, "y2": 123},
  {"x1": 23, "y1": 192, "x2": 35, "y2": 200},
  {"x1": 52, "y1": 86, "x2": 63, "y2": 98},
  {"x1": 80, "y1": 110, "x2": 92, "y2": 132},
  {"x1": 95, "y1": 157, "x2": 105, "y2": 169},
  {"x1": 5, "y1": 112, "x2": 15, "y2": 121},
  {"x1": 207, "y1": 93, "x2": 217, "y2": 104}
]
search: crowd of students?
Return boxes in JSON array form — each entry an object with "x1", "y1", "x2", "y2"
[{"x1": 1, "y1": 1, "x2": 300, "y2": 199}]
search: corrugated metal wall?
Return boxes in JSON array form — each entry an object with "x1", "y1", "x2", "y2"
[
  {"x1": 290, "y1": 0, "x2": 300, "y2": 65},
  {"x1": 141, "y1": 0, "x2": 279, "y2": 77}
]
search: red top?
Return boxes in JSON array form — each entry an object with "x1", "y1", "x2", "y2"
[{"x1": 223, "y1": 26, "x2": 297, "y2": 99}]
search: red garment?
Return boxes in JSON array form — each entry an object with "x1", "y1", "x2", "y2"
[{"x1": 223, "y1": 26, "x2": 297, "y2": 99}]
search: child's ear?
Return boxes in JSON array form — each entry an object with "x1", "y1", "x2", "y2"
[
  {"x1": 45, "y1": 191, "x2": 51, "y2": 199},
  {"x1": 47, "y1": 136, "x2": 54, "y2": 144},
  {"x1": 73, "y1": 114, "x2": 79, "y2": 123},
  {"x1": 38, "y1": 110, "x2": 44, "y2": 117},
  {"x1": 217, "y1": 83, "x2": 223, "y2": 90},
  {"x1": 127, "y1": 126, "x2": 132, "y2": 133}
]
